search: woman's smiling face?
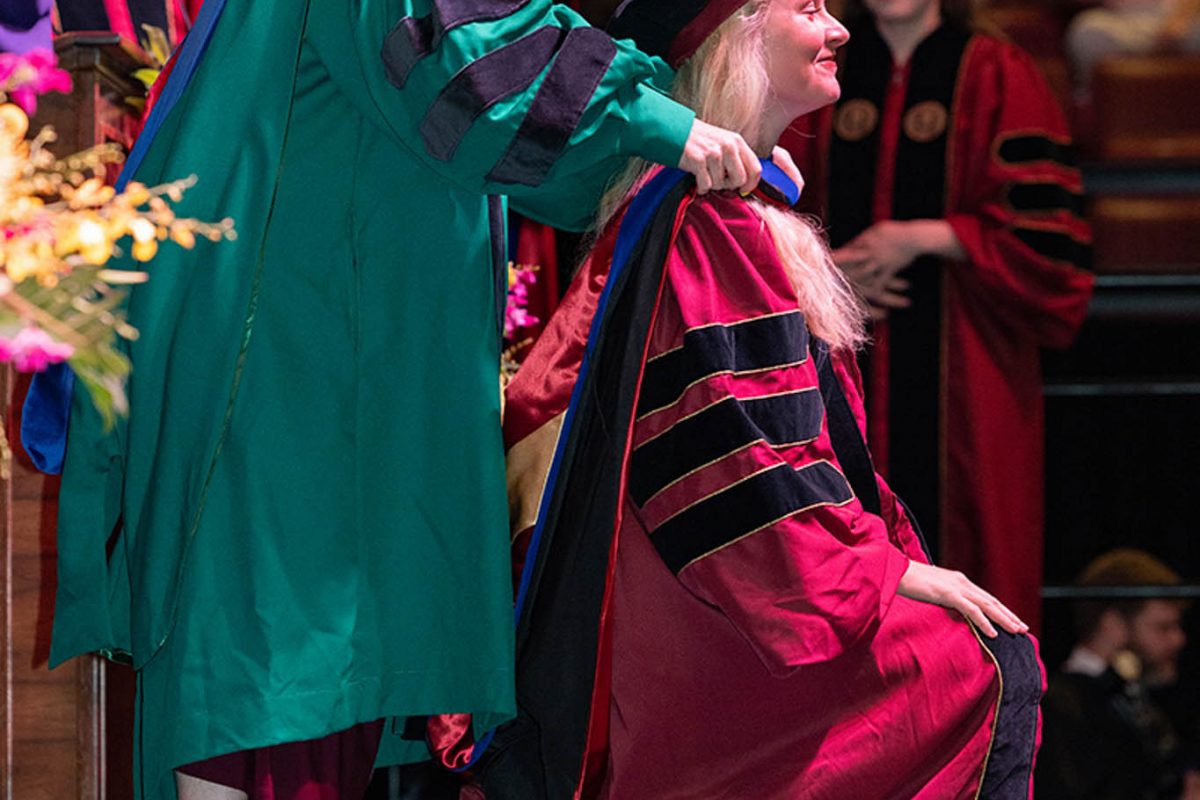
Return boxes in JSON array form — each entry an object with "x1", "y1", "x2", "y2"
[{"x1": 762, "y1": 0, "x2": 851, "y2": 120}]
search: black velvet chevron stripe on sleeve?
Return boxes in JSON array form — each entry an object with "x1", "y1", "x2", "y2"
[
  {"x1": 650, "y1": 461, "x2": 855, "y2": 574},
  {"x1": 382, "y1": 16, "x2": 436, "y2": 89},
  {"x1": 383, "y1": 0, "x2": 533, "y2": 88},
  {"x1": 995, "y1": 135, "x2": 1076, "y2": 170},
  {"x1": 1006, "y1": 182, "x2": 1085, "y2": 217},
  {"x1": 1011, "y1": 227, "x2": 1092, "y2": 271},
  {"x1": 485, "y1": 27, "x2": 617, "y2": 186},
  {"x1": 420, "y1": 25, "x2": 568, "y2": 161},
  {"x1": 629, "y1": 390, "x2": 825, "y2": 505},
  {"x1": 637, "y1": 311, "x2": 809, "y2": 417}
]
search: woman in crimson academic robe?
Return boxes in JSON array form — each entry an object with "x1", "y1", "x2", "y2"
[
  {"x1": 473, "y1": 1, "x2": 1046, "y2": 798},
  {"x1": 782, "y1": 0, "x2": 1095, "y2": 632}
]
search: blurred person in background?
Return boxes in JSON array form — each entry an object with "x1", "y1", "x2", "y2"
[
  {"x1": 783, "y1": 0, "x2": 1094, "y2": 631},
  {"x1": 1037, "y1": 548, "x2": 1199, "y2": 800},
  {"x1": 1068, "y1": 0, "x2": 1200, "y2": 94}
]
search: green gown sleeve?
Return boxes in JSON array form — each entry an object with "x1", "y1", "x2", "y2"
[
  {"x1": 304, "y1": 0, "x2": 695, "y2": 230},
  {"x1": 49, "y1": 387, "x2": 130, "y2": 667}
]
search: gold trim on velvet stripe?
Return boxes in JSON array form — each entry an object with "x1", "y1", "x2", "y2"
[
  {"x1": 654, "y1": 456, "x2": 852, "y2": 531},
  {"x1": 968, "y1": 620, "x2": 1005, "y2": 800},
  {"x1": 656, "y1": 462, "x2": 779, "y2": 526},
  {"x1": 635, "y1": 359, "x2": 808, "y2": 422},
  {"x1": 644, "y1": 308, "x2": 810, "y2": 364},
  {"x1": 675, "y1": 460, "x2": 856, "y2": 572},
  {"x1": 506, "y1": 412, "x2": 566, "y2": 540},
  {"x1": 634, "y1": 386, "x2": 820, "y2": 450},
  {"x1": 641, "y1": 431, "x2": 823, "y2": 509}
]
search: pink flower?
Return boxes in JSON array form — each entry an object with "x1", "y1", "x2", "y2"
[
  {"x1": 501, "y1": 262, "x2": 544, "y2": 338},
  {"x1": 0, "y1": 54, "x2": 17, "y2": 85},
  {"x1": 10, "y1": 85, "x2": 36, "y2": 114},
  {"x1": 503, "y1": 265, "x2": 541, "y2": 339},
  {"x1": 0, "y1": 326, "x2": 74, "y2": 372},
  {"x1": 0, "y1": 49, "x2": 72, "y2": 115},
  {"x1": 503, "y1": 304, "x2": 540, "y2": 339}
]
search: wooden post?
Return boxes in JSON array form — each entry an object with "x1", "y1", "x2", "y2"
[{"x1": 0, "y1": 33, "x2": 147, "y2": 800}]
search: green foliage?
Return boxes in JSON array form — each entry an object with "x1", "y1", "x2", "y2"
[{"x1": 13, "y1": 267, "x2": 134, "y2": 428}]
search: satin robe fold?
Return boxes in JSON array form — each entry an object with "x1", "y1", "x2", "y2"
[{"x1": 488, "y1": 174, "x2": 1042, "y2": 799}]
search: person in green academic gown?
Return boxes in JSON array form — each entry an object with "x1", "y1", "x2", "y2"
[{"x1": 44, "y1": 1, "x2": 791, "y2": 797}]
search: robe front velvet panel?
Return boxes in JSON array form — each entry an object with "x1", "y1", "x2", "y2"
[{"x1": 827, "y1": 22, "x2": 967, "y2": 559}]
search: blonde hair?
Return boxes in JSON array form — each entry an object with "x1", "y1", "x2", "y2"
[{"x1": 599, "y1": 3, "x2": 867, "y2": 351}]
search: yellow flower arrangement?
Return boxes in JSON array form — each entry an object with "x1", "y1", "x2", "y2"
[{"x1": 0, "y1": 48, "x2": 235, "y2": 472}]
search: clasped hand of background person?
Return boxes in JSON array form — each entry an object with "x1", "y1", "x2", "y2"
[
  {"x1": 834, "y1": 220, "x2": 922, "y2": 319},
  {"x1": 679, "y1": 119, "x2": 803, "y2": 195},
  {"x1": 899, "y1": 560, "x2": 1029, "y2": 638},
  {"x1": 834, "y1": 219, "x2": 965, "y2": 320}
]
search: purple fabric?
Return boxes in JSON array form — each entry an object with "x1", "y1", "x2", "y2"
[
  {"x1": 0, "y1": 0, "x2": 51, "y2": 54},
  {"x1": 381, "y1": 1, "x2": 532, "y2": 90},
  {"x1": 381, "y1": 15, "x2": 435, "y2": 89},
  {"x1": 486, "y1": 26, "x2": 616, "y2": 187},
  {"x1": 979, "y1": 631, "x2": 1045, "y2": 799},
  {"x1": 419, "y1": 25, "x2": 566, "y2": 162}
]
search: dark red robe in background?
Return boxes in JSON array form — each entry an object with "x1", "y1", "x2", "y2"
[
  {"x1": 784, "y1": 21, "x2": 1094, "y2": 631},
  {"x1": 54, "y1": 0, "x2": 196, "y2": 45}
]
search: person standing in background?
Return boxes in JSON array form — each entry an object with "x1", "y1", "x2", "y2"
[
  {"x1": 783, "y1": 0, "x2": 1094, "y2": 630},
  {"x1": 1068, "y1": 0, "x2": 1200, "y2": 95}
]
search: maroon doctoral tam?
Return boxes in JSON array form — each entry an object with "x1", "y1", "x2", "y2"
[{"x1": 607, "y1": 0, "x2": 750, "y2": 67}]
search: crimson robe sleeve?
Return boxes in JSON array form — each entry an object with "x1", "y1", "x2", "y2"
[
  {"x1": 627, "y1": 195, "x2": 911, "y2": 677},
  {"x1": 944, "y1": 41, "x2": 1094, "y2": 349}
]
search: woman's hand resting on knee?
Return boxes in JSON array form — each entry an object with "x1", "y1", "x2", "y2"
[{"x1": 898, "y1": 561, "x2": 1029, "y2": 638}]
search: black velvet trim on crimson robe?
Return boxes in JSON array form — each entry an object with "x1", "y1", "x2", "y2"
[{"x1": 828, "y1": 20, "x2": 971, "y2": 557}]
